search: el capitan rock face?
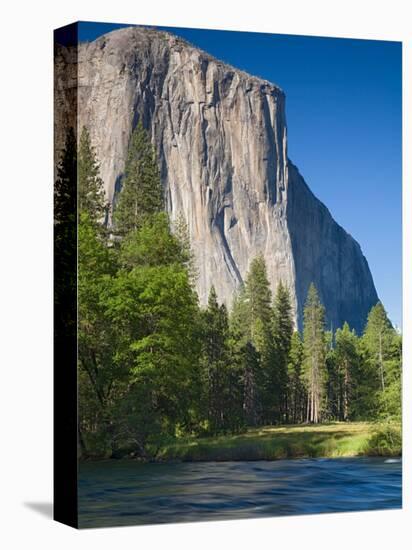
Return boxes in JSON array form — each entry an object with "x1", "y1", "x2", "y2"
[{"x1": 54, "y1": 26, "x2": 379, "y2": 332}]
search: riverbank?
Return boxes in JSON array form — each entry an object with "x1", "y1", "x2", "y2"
[{"x1": 153, "y1": 422, "x2": 401, "y2": 462}]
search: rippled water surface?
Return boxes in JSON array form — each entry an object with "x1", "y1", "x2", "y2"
[{"x1": 78, "y1": 457, "x2": 401, "y2": 528}]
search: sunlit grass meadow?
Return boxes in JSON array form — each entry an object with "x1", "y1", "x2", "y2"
[{"x1": 153, "y1": 422, "x2": 401, "y2": 462}]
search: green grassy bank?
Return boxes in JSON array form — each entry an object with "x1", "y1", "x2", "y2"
[{"x1": 153, "y1": 422, "x2": 401, "y2": 462}]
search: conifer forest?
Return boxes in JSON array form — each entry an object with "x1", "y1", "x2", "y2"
[{"x1": 55, "y1": 124, "x2": 402, "y2": 461}]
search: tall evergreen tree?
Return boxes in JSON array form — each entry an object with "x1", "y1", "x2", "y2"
[
  {"x1": 324, "y1": 330, "x2": 339, "y2": 420},
  {"x1": 229, "y1": 285, "x2": 262, "y2": 427},
  {"x1": 245, "y1": 255, "x2": 272, "y2": 329},
  {"x1": 362, "y1": 303, "x2": 401, "y2": 420},
  {"x1": 287, "y1": 331, "x2": 306, "y2": 423},
  {"x1": 113, "y1": 121, "x2": 164, "y2": 235},
  {"x1": 379, "y1": 331, "x2": 402, "y2": 420},
  {"x1": 334, "y1": 322, "x2": 359, "y2": 421},
  {"x1": 78, "y1": 127, "x2": 107, "y2": 223},
  {"x1": 272, "y1": 282, "x2": 293, "y2": 422},
  {"x1": 228, "y1": 289, "x2": 252, "y2": 428},
  {"x1": 302, "y1": 283, "x2": 326, "y2": 423},
  {"x1": 244, "y1": 256, "x2": 274, "y2": 424},
  {"x1": 363, "y1": 302, "x2": 395, "y2": 392},
  {"x1": 201, "y1": 287, "x2": 230, "y2": 433},
  {"x1": 173, "y1": 212, "x2": 198, "y2": 284},
  {"x1": 241, "y1": 340, "x2": 260, "y2": 426}
]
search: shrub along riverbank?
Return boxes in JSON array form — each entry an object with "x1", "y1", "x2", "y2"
[{"x1": 149, "y1": 422, "x2": 401, "y2": 462}]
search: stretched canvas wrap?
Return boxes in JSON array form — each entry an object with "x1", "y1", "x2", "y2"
[{"x1": 54, "y1": 21, "x2": 402, "y2": 529}]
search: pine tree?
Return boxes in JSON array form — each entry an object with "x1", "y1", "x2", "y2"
[
  {"x1": 119, "y1": 212, "x2": 184, "y2": 269},
  {"x1": 113, "y1": 121, "x2": 164, "y2": 235},
  {"x1": 272, "y1": 282, "x2": 293, "y2": 422},
  {"x1": 362, "y1": 303, "x2": 401, "y2": 420},
  {"x1": 244, "y1": 255, "x2": 274, "y2": 424},
  {"x1": 245, "y1": 255, "x2": 272, "y2": 329},
  {"x1": 229, "y1": 287, "x2": 250, "y2": 341},
  {"x1": 228, "y1": 289, "x2": 252, "y2": 428},
  {"x1": 302, "y1": 283, "x2": 326, "y2": 423},
  {"x1": 229, "y1": 287, "x2": 261, "y2": 427},
  {"x1": 241, "y1": 340, "x2": 260, "y2": 426},
  {"x1": 287, "y1": 331, "x2": 306, "y2": 423},
  {"x1": 363, "y1": 303, "x2": 394, "y2": 392},
  {"x1": 78, "y1": 127, "x2": 107, "y2": 223},
  {"x1": 201, "y1": 287, "x2": 230, "y2": 433},
  {"x1": 173, "y1": 212, "x2": 198, "y2": 284},
  {"x1": 334, "y1": 322, "x2": 359, "y2": 421},
  {"x1": 324, "y1": 330, "x2": 338, "y2": 420}
]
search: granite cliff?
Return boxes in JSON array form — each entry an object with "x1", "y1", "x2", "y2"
[{"x1": 54, "y1": 26, "x2": 379, "y2": 332}]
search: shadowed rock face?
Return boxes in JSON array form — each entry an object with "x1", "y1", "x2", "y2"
[
  {"x1": 54, "y1": 26, "x2": 379, "y2": 332},
  {"x1": 286, "y1": 163, "x2": 378, "y2": 332}
]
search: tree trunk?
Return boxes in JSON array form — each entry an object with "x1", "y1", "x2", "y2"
[{"x1": 343, "y1": 359, "x2": 349, "y2": 421}]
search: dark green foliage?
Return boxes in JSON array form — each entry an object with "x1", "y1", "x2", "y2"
[
  {"x1": 78, "y1": 127, "x2": 107, "y2": 223},
  {"x1": 245, "y1": 255, "x2": 272, "y2": 329},
  {"x1": 324, "y1": 330, "x2": 339, "y2": 420},
  {"x1": 229, "y1": 256, "x2": 275, "y2": 425},
  {"x1": 245, "y1": 256, "x2": 274, "y2": 422},
  {"x1": 272, "y1": 282, "x2": 293, "y2": 422},
  {"x1": 55, "y1": 127, "x2": 77, "y2": 228},
  {"x1": 54, "y1": 127, "x2": 77, "y2": 333},
  {"x1": 200, "y1": 287, "x2": 231, "y2": 433},
  {"x1": 361, "y1": 303, "x2": 402, "y2": 421},
  {"x1": 226, "y1": 291, "x2": 252, "y2": 430},
  {"x1": 362, "y1": 303, "x2": 396, "y2": 391},
  {"x1": 240, "y1": 341, "x2": 260, "y2": 426},
  {"x1": 326, "y1": 323, "x2": 360, "y2": 421},
  {"x1": 287, "y1": 331, "x2": 306, "y2": 423},
  {"x1": 365, "y1": 421, "x2": 402, "y2": 456},
  {"x1": 302, "y1": 284, "x2": 327, "y2": 423},
  {"x1": 113, "y1": 121, "x2": 164, "y2": 235}
]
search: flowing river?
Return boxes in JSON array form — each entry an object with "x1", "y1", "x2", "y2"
[{"x1": 78, "y1": 457, "x2": 401, "y2": 528}]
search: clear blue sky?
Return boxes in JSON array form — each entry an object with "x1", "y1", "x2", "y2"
[{"x1": 73, "y1": 22, "x2": 402, "y2": 327}]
